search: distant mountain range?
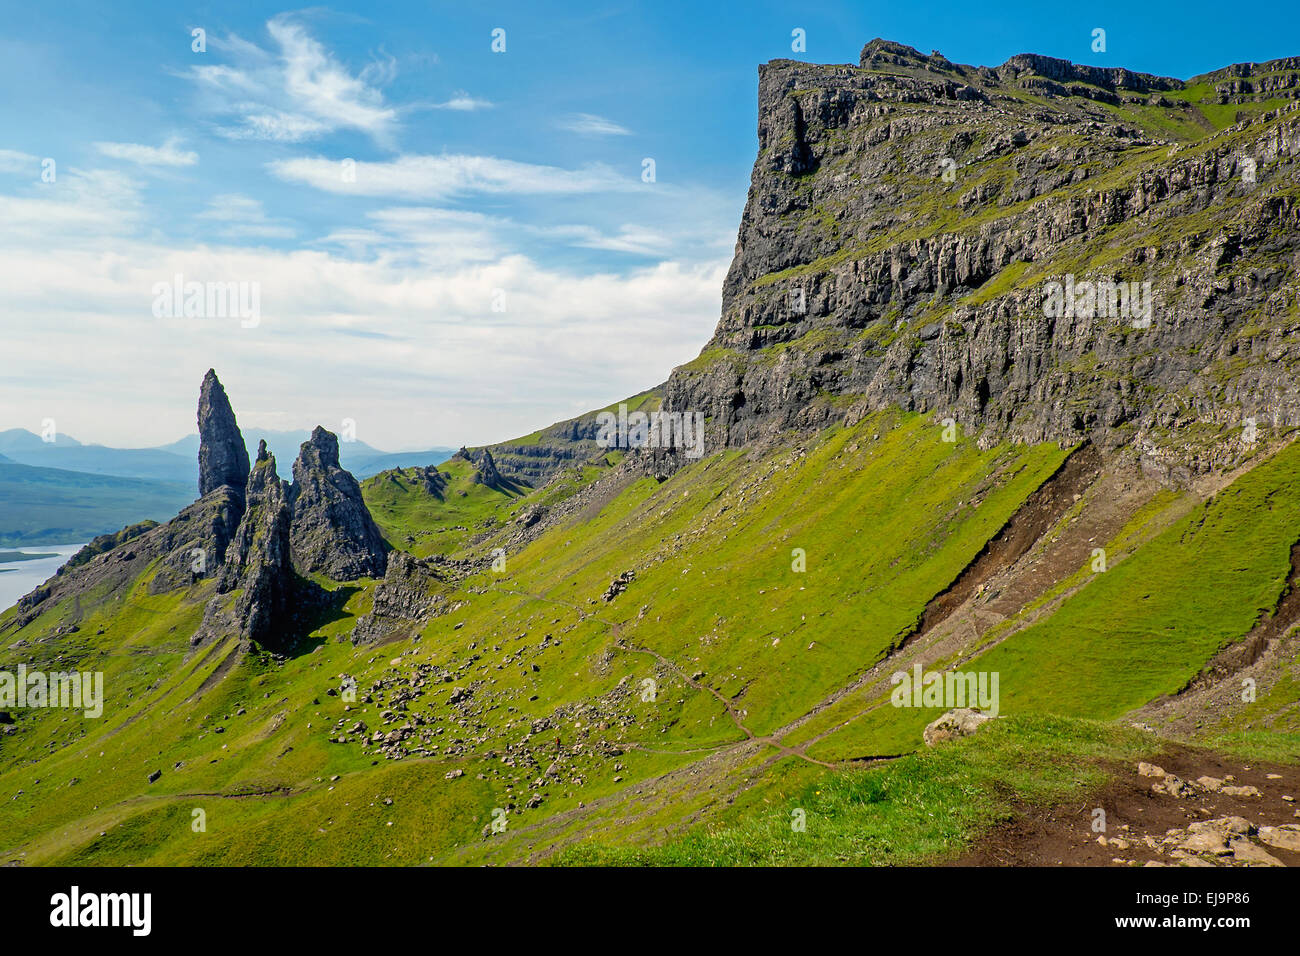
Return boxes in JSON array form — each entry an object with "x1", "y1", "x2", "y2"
[
  {"x1": 0, "y1": 428, "x2": 454, "y2": 482},
  {"x1": 0, "y1": 428, "x2": 455, "y2": 546},
  {"x1": 154, "y1": 430, "x2": 456, "y2": 480}
]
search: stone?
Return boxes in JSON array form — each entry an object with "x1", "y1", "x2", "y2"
[
  {"x1": 200, "y1": 440, "x2": 295, "y2": 648},
  {"x1": 1137, "y1": 762, "x2": 1165, "y2": 778},
  {"x1": 1178, "y1": 830, "x2": 1231, "y2": 855},
  {"x1": 656, "y1": 42, "x2": 1300, "y2": 479},
  {"x1": 923, "y1": 708, "x2": 993, "y2": 746},
  {"x1": 350, "y1": 551, "x2": 444, "y2": 645},
  {"x1": 471, "y1": 448, "x2": 503, "y2": 487},
  {"x1": 289, "y1": 427, "x2": 388, "y2": 580},
  {"x1": 1227, "y1": 839, "x2": 1284, "y2": 867},
  {"x1": 1221, "y1": 785, "x2": 1261, "y2": 797},
  {"x1": 1188, "y1": 816, "x2": 1253, "y2": 837},
  {"x1": 197, "y1": 369, "x2": 250, "y2": 498},
  {"x1": 1156, "y1": 774, "x2": 1196, "y2": 798},
  {"x1": 1257, "y1": 825, "x2": 1300, "y2": 852}
]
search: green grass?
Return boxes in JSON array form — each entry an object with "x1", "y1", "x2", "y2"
[
  {"x1": 5, "y1": 405, "x2": 1300, "y2": 866},
  {"x1": 559, "y1": 715, "x2": 1154, "y2": 866},
  {"x1": 967, "y1": 440, "x2": 1300, "y2": 719}
]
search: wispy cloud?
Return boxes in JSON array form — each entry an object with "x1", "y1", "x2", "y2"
[
  {"x1": 0, "y1": 168, "x2": 143, "y2": 245},
  {"x1": 269, "y1": 153, "x2": 638, "y2": 200},
  {"x1": 432, "y1": 91, "x2": 493, "y2": 111},
  {"x1": 0, "y1": 148, "x2": 39, "y2": 174},
  {"x1": 542, "y1": 223, "x2": 672, "y2": 255},
  {"x1": 558, "y1": 113, "x2": 631, "y2": 136},
  {"x1": 198, "y1": 193, "x2": 295, "y2": 240},
  {"x1": 94, "y1": 138, "x2": 198, "y2": 167},
  {"x1": 181, "y1": 14, "x2": 399, "y2": 146}
]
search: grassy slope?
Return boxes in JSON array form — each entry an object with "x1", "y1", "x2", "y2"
[
  {"x1": 0, "y1": 410, "x2": 1065, "y2": 864},
  {"x1": 2, "y1": 411, "x2": 1298, "y2": 865}
]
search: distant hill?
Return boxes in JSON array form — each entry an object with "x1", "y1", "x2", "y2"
[
  {"x1": 0, "y1": 428, "x2": 193, "y2": 483},
  {"x1": 158, "y1": 430, "x2": 455, "y2": 478},
  {"x1": 0, "y1": 460, "x2": 193, "y2": 546},
  {"x1": 0, "y1": 428, "x2": 455, "y2": 484}
]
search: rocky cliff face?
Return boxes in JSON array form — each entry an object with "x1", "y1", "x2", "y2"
[
  {"x1": 663, "y1": 40, "x2": 1300, "y2": 476},
  {"x1": 289, "y1": 427, "x2": 388, "y2": 580},
  {"x1": 206, "y1": 440, "x2": 294, "y2": 645},
  {"x1": 197, "y1": 369, "x2": 251, "y2": 497}
]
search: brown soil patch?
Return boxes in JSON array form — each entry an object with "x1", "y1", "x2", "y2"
[{"x1": 951, "y1": 745, "x2": 1300, "y2": 866}]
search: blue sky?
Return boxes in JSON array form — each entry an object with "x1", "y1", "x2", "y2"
[{"x1": 2, "y1": 1, "x2": 1298, "y2": 450}]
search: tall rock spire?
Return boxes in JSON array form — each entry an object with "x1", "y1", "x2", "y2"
[
  {"x1": 197, "y1": 369, "x2": 250, "y2": 497},
  {"x1": 289, "y1": 426, "x2": 388, "y2": 579}
]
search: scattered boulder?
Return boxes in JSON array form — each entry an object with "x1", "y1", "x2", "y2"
[
  {"x1": 1153, "y1": 773, "x2": 1197, "y2": 798},
  {"x1": 602, "y1": 570, "x2": 636, "y2": 602},
  {"x1": 1258, "y1": 825, "x2": 1300, "y2": 852},
  {"x1": 923, "y1": 708, "x2": 993, "y2": 746}
]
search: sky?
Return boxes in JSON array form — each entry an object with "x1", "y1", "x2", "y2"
[{"x1": 2, "y1": 0, "x2": 1299, "y2": 451}]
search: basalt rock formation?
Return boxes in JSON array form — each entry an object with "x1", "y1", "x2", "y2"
[
  {"x1": 350, "y1": 550, "x2": 446, "y2": 645},
  {"x1": 5, "y1": 374, "x2": 396, "y2": 651},
  {"x1": 472, "y1": 448, "x2": 502, "y2": 487},
  {"x1": 197, "y1": 369, "x2": 251, "y2": 497},
  {"x1": 203, "y1": 441, "x2": 295, "y2": 646},
  {"x1": 659, "y1": 40, "x2": 1300, "y2": 477},
  {"x1": 289, "y1": 427, "x2": 389, "y2": 580}
]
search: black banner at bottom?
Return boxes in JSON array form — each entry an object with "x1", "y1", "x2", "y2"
[{"x1": 0, "y1": 864, "x2": 1290, "y2": 943}]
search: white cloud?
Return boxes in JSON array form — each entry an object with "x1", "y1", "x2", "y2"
[
  {"x1": 433, "y1": 91, "x2": 493, "y2": 111},
  {"x1": 181, "y1": 15, "x2": 399, "y2": 146},
  {"x1": 541, "y1": 223, "x2": 673, "y2": 255},
  {"x1": 0, "y1": 171, "x2": 726, "y2": 450},
  {"x1": 558, "y1": 113, "x2": 631, "y2": 136},
  {"x1": 198, "y1": 194, "x2": 295, "y2": 240},
  {"x1": 216, "y1": 111, "x2": 330, "y2": 143},
  {"x1": 0, "y1": 168, "x2": 143, "y2": 245},
  {"x1": 0, "y1": 148, "x2": 39, "y2": 174},
  {"x1": 270, "y1": 153, "x2": 638, "y2": 200},
  {"x1": 94, "y1": 138, "x2": 198, "y2": 167}
]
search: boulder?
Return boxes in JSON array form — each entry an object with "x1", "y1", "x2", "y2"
[{"x1": 922, "y1": 708, "x2": 993, "y2": 746}]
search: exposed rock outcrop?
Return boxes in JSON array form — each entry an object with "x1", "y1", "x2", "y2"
[
  {"x1": 204, "y1": 441, "x2": 295, "y2": 646},
  {"x1": 350, "y1": 551, "x2": 445, "y2": 645},
  {"x1": 289, "y1": 426, "x2": 388, "y2": 580},
  {"x1": 197, "y1": 369, "x2": 250, "y2": 497},
  {"x1": 472, "y1": 448, "x2": 502, "y2": 487},
  {"x1": 659, "y1": 41, "x2": 1300, "y2": 476}
]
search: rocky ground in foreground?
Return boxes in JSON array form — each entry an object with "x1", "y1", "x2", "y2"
[{"x1": 954, "y1": 746, "x2": 1300, "y2": 866}]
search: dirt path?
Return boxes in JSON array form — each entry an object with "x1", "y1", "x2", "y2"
[{"x1": 951, "y1": 745, "x2": 1300, "y2": 866}]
